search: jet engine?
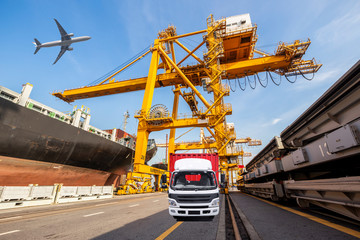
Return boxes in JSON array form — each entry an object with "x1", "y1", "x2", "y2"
[
  {"x1": 67, "y1": 47, "x2": 73, "y2": 51},
  {"x1": 67, "y1": 33, "x2": 74, "y2": 37}
]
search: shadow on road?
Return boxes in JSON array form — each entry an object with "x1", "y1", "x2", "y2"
[
  {"x1": 174, "y1": 216, "x2": 214, "y2": 222},
  {"x1": 91, "y1": 209, "x2": 176, "y2": 240},
  {"x1": 91, "y1": 209, "x2": 219, "y2": 240}
]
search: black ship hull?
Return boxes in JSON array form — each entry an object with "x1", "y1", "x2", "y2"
[{"x1": 0, "y1": 97, "x2": 156, "y2": 186}]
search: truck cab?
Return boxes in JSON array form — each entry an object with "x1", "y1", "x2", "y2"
[{"x1": 168, "y1": 158, "x2": 220, "y2": 219}]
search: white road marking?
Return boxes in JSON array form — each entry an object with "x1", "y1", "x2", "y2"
[
  {"x1": 56, "y1": 203, "x2": 75, "y2": 207},
  {"x1": 0, "y1": 216, "x2": 22, "y2": 222},
  {"x1": 129, "y1": 204, "x2": 140, "y2": 207},
  {"x1": 153, "y1": 200, "x2": 159, "y2": 202},
  {"x1": 0, "y1": 230, "x2": 21, "y2": 236},
  {"x1": 83, "y1": 212, "x2": 104, "y2": 217},
  {"x1": 95, "y1": 202, "x2": 117, "y2": 207}
]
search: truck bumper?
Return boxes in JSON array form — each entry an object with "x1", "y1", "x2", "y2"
[{"x1": 169, "y1": 206, "x2": 219, "y2": 217}]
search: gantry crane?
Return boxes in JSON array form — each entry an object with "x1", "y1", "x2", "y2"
[{"x1": 53, "y1": 13, "x2": 321, "y2": 193}]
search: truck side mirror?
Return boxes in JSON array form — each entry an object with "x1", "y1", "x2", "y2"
[
  {"x1": 161, "y1": 174, "x2": 167, "y2": 188},
  {"x1": 220, "y1": 173, "x2": 226, "y2": 184}
]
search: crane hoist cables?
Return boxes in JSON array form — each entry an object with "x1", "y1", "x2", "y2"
[
  {"x1": 235, "y1": 71, "x2": 275, "y2": 91},
  {"x1": 237, "y1": 77, "x2": 246, "y2": 91},
  {"x1": 284, "y1": 73, "x2": 297, "y2": 83},
  {"x1": 246, "y1": 74, "x2": 257, "y2": 89},
  {"x1": 228, "y1": 79, "x2": 237, "y2": 92},
  {"x1": 87, "y1": 45, "x2": 151, "y2": 86},
  {"x1": 298, "y1": 67, "x2": 315, "y2": 81},
  {"x1": 257, "y1": 72, "x2": 268, "y2": 88},
  {"x1": 268, "y1": 71, "x2": 281, "y2": 86}
]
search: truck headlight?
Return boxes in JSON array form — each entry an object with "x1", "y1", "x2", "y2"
[
  {"x1": 168, "y1": 199, "x2": 178, "y2": 207},
  {"x1": 210, "y1": 198, "x2": 219, "y2": 207}
]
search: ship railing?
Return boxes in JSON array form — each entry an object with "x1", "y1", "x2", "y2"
[
  {"x1": 86, "y1": 126, "x2": 138, "y2": 149},
  {"x1": 25, "y1": 98, "x2": 72, "y2": 124},
  {"x1": 117, "y1": 138, "x2": 133, "y2": 148},
  {"x1": 0, "y1": 86, "x2": 19, "y2": 102},
  {"x1": 87, "y1": 125, "x2": 113, "y2": 139},
  {"x1": 0, "y1": 85, "x2": 73, "y2": 124}
]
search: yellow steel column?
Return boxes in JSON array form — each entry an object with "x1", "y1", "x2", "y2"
[
  {"x1": 134, "y1": 40, "x2": 160, "y2": 172},
  {"x1": 204, "y1": 15, "x2": 229, "y2": 189},
  {"x1": 168, "y1": 87, "x2": 180, "y2": 168},
  {"x1": 168, "y1": 42, "x2": 178, "y2": 171}
]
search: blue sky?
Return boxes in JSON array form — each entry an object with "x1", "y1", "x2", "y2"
[{"x1": 1, "y1": 0, "x2": 359, "y2": 166}]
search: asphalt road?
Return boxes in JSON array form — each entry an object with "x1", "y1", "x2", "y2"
[
  {"x1": 0, "y1": 193, "x2": 220, "y2": 240},
  {"x1": 2, "y1": 191, "x2": 357, "y2": 240}
]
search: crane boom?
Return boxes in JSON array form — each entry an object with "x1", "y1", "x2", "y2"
[{"x1": 52, "y1": 31, "x2": 320, "y2": 103}]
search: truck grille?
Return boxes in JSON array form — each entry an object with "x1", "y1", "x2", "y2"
[
  {"x1": 188, "y1": 211, "x2": 200, "y2": 215},
  {"x1": 169, "y1": 193, "x2": 219, "y2": 203},
  {"x1": 180, "y1": 206, "x2": 208, "y2": 209}
]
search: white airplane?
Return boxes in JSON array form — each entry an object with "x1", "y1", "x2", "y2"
[{"x1": 33, "y1": 19, "x2": 91, "y2": 64}]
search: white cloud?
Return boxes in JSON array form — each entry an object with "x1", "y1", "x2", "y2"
[
  {"x1": 312, "y1": 69, "x2": 338, "y2": 83},
  {"x1": 260, "y1": 118, "x2": 282, "y2": 127},
  {"x1": 272, "y1": 118, "x2": 282, "y2": 125},
  {"x1": 316, "y1": 5, "x2": 360, "y2": 45},
  {"x1": 259, "y1": 101, "x2": 309, "y2": 130},
  {"x1": 292, "y1": 68, "x2": 341, "y2": 91}
]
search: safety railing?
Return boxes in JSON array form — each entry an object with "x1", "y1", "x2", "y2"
[{"x1": 0, "y1": 185, "x2": 113, "y2": 209}]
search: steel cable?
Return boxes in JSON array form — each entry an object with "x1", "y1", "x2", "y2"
[
  {"x1": 298, "y1": 67, "x2": 315, "y2": 81},
  {"x1": 87, "y1": 45, "x2": 150, "y2": 86},
  {"x1": 284, "y1": 73, "x2": 297, "y2": 83},
  {"x1": 228, "y1": 79, "x2": 237, "y2": 92},
  {"x1": 247, "y1": 74, "x2": 257, "y2": 89},
  {"x1": 268, "y1": 71, "x2": 281, "y2": 86},
  {"x1": 237, "y1": 77, "x2": 246, "y2": 91},
  {"x1": 257, "y1": 72, "x2": 268, "y2": 88}
]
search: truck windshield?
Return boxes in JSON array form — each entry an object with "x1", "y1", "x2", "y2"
[{"x1": 170, "y1": 171, "x2": 217, "y2": 190}]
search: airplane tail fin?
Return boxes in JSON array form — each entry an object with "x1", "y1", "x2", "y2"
[{"x1": 33, "y1": 38, "x2": 41, "y2": 54}]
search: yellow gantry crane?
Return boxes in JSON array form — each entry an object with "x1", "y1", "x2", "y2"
[{"x1": 53, "y1": 13, "x2": 321, "y2": 193}]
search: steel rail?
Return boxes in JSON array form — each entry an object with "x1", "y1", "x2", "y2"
[{"x1": 226, "y1": 195, "x2": 242, "y2": 240}]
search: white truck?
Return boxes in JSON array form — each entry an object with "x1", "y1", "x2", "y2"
[{"x1": 167, "y1": 154, "x2": 220, "y2": 219}]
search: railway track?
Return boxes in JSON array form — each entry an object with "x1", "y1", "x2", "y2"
[{"x1": 225, "y1": 194, "x2": 256, "y2": 240}]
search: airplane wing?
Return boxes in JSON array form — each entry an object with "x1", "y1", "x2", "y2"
[
  {"x1": 54, "y1": 19, "x2": 71, "y2": 41},
  {"x1": 53, "y1": 46, "x2": 67, "y2": 64}
]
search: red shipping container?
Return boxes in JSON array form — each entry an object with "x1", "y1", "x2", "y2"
[{"x1": 169, "y1": 153, "x2": 219, "y2": 184}]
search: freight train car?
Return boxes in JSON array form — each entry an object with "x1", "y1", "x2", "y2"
[{"x1": 241, "y1": 61, "x2": 360, "y2": 221}]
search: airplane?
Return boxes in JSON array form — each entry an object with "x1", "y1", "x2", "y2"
[{"x1": 33, "y1": 19, "x2": 91, "y2": 64}]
